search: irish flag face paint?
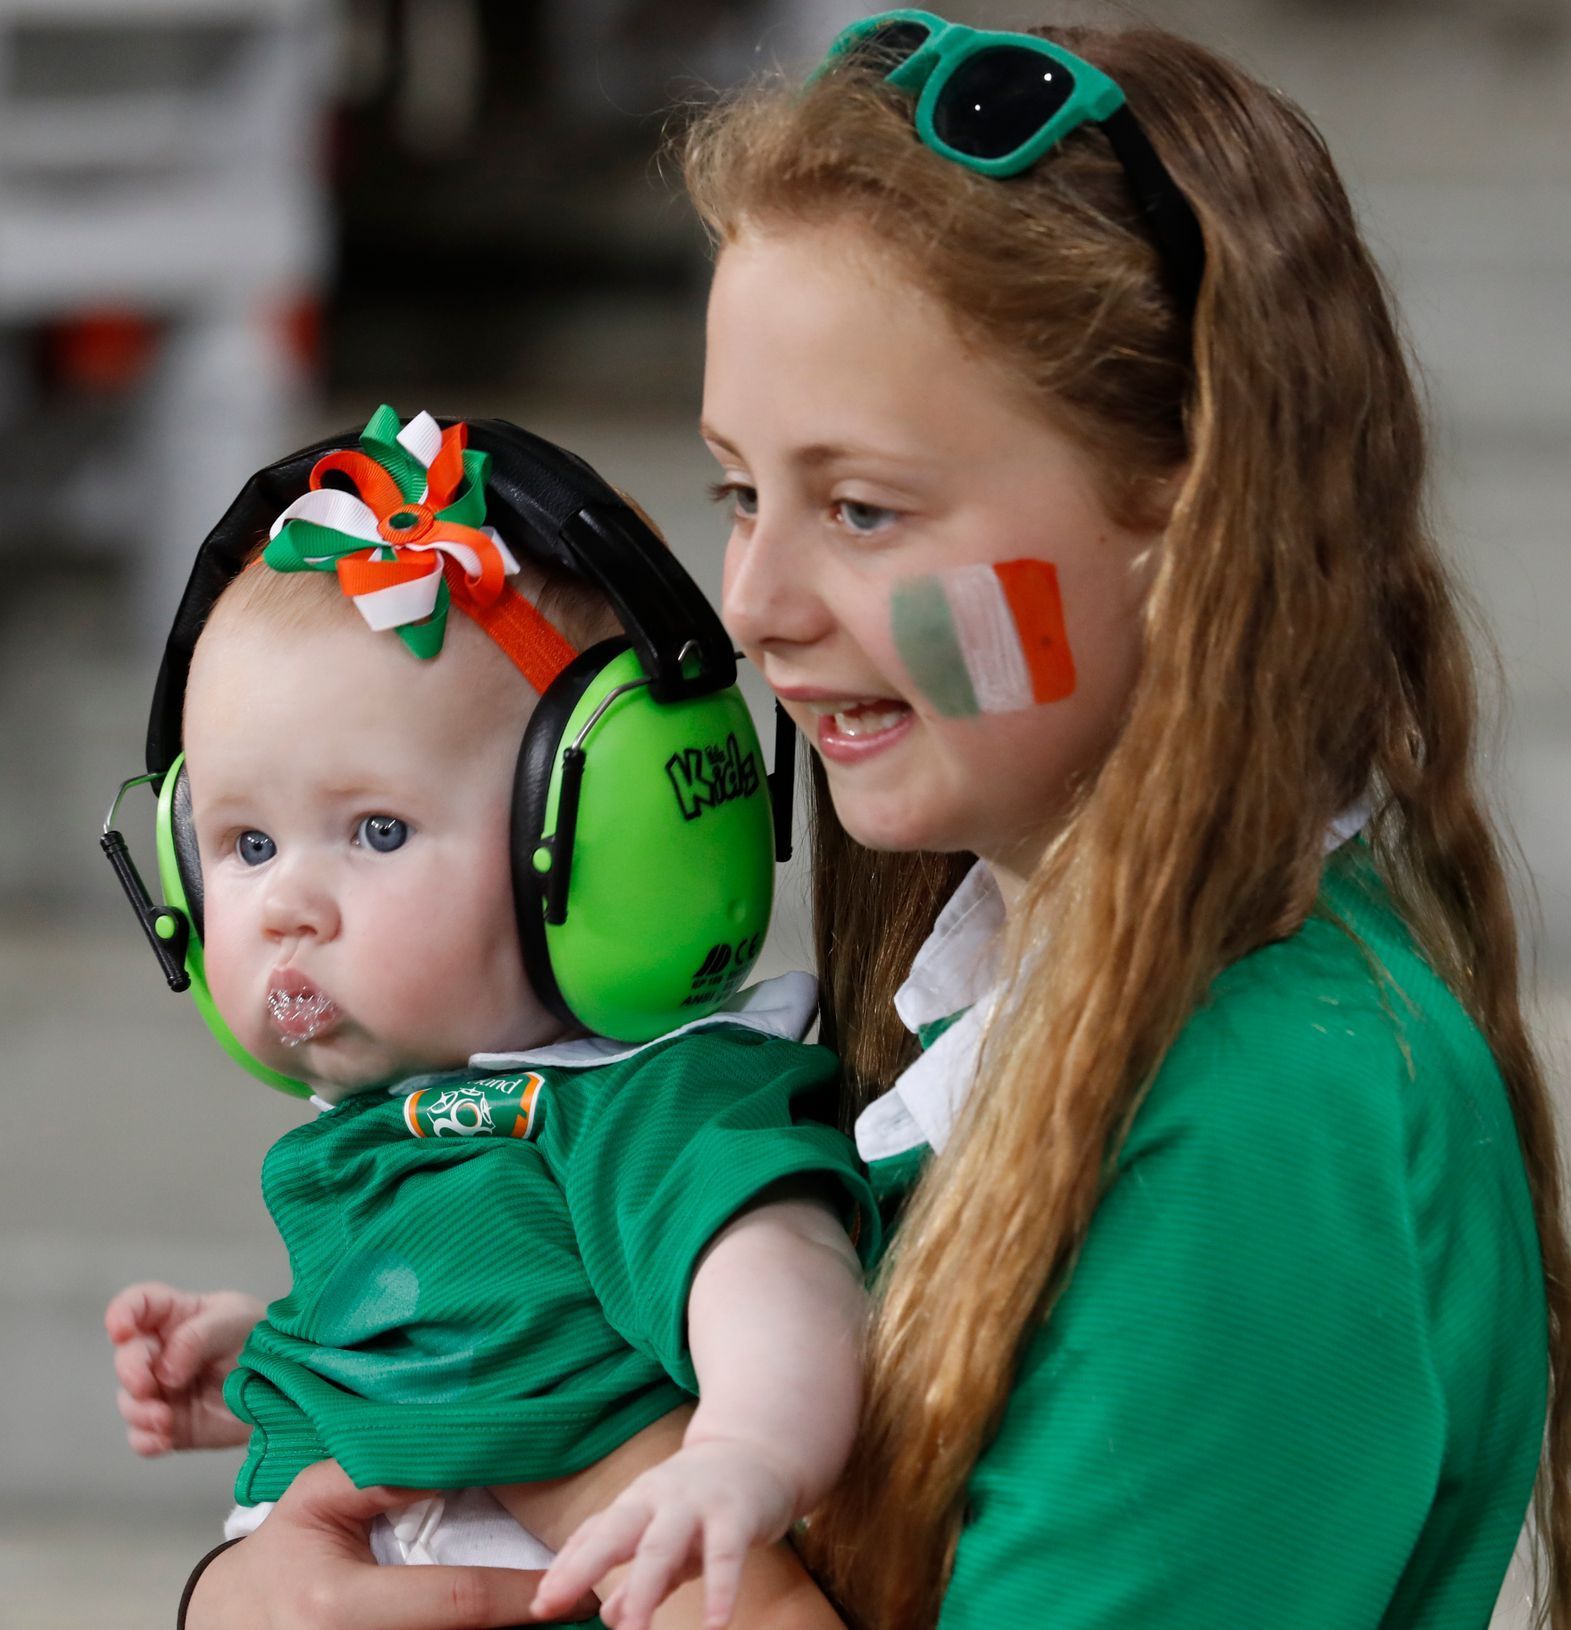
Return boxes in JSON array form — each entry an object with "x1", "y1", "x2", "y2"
[{"x1": 890, "y1": 559, "x2": 1077, "y2": 718}]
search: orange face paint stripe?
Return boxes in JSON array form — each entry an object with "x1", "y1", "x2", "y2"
[{"x1": 993, "y1": 559, "x2": 1077, "y2": 703}]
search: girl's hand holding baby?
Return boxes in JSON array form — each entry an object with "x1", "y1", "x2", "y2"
[
  {"x1": 105, "y1": 1280, "x2": 262, "y2": 1454},
  {"x1": 187, "y1": 1460, "x2": 582, "y2": 1630}
]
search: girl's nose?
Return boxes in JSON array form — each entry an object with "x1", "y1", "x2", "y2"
[
  {"x1": 260, "y1": 858, "x2": 340, "y2": 942},
  {"x1": 722, "y1": 521, "x2": 833, "y2": 653}
]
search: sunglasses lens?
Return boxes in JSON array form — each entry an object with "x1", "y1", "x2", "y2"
[
  {"x1": 844, "y1": 19, "x2": 932, "y2": 73},
  {"x1": 931, "y1": 45, "x2": 1075, "y2": 161}
]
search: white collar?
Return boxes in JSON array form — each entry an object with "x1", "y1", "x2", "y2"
[
  {"x1": 309, "y1": 973, "x2": 819, "y2": 1115},
  {"x1": 857, "y1": 861, "x2": 999, "y2": 1162},
  {"x1": 856, "y1": 805, "x2": 1373, "y2": 1164},
  {"x1": 892, "y1": 861, "x2": 1005, "y2": 1033},
  {"x1": 463, "y1": 968, "x2": 818, "y2": 1075}
]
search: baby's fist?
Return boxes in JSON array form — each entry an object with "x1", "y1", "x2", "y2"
[
  {"x1": 105, "y1": 1281, "x2": 263, "y2": 1454},
  {"x1": 532, "y1": 1438, "x2": 797, "y2": 1630}
]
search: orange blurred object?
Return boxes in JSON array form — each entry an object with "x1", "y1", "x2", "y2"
[
  {"x1": 44, "y1": 310, "x2": 162, "y2": 391},
  {"x1": 279, "y1": 294, "x2": 324, "y2": 375}
]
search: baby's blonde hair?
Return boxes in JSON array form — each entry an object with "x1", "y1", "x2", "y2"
[{"x1": 191, "y1": 541, "x2": 624, "y2": 746}]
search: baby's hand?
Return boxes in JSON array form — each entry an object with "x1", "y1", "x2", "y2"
[
  {"x1": 530, "y1": 1436, "x2": 797, "y2": 1630},
  {"x1": 104, "y1": 1281, "x2": 263, "y2": 1454}
]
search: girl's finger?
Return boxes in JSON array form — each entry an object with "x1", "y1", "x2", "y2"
[
  {"x1": 277, "y1": 1560, "x2": 592, "y2": 1630},
  {"x1": 279, "y1": 1459, "x2": 436, "y2": 1536},
  {"x1": 614, "y1": 1504, "x2": 703, "y2": 1630},
  {"x1": 364, "y1": 1567, "x2": 597, "y2": 1629},
  {"x1": 532, "y1": 1502, "x2": 652, "y2": 1614}
]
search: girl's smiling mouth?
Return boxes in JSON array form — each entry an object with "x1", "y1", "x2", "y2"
[
  {"x1": 810, "y1": 699, "x2": 915, "y2": 763},
  {"x1": 266, "y1": 969, "x2": 343, "y2": 1046}
]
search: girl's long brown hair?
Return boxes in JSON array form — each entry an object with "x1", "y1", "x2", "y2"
[{"x1": 685, "y1": 22, "x2": 1569, "y2": 1629}]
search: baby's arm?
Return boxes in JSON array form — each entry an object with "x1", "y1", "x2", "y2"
[
  {"x1": 526, "y1": 1191, "x2": 865, "y2": 1630},
  {"x1": 104, "y1": 1281, "x2": 262, "y2": 1454}
]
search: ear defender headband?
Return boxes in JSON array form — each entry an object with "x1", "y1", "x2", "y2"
[{"x1": 101, "y1": 408, "x2": 797, "y2": 1097}]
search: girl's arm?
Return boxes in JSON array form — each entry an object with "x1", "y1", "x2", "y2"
[{"x1": 525, "y1": 1193, "x2": 865, "y2": 1630}]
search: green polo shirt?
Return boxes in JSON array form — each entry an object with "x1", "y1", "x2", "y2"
[
  {"x1": 225, "y1": 1024, "x2": 878, "y2": 1504},
  {"x1": 868, "y1": 849, "x2": 1546, "y2": 1628}
]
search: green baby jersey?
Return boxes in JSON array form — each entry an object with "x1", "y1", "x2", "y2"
[
  {"x1": 869, "y1": 849, "x2": 1547, "y2": 1628},
  {"x1": 225, "y1": 1023, "x2": 878, "y2": 1504}
]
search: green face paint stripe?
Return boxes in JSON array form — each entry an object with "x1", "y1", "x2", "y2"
[{"x1": 891, "y1": 576, "x2": 979, "y2": 718}]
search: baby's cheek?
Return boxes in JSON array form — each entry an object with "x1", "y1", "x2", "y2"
[
  {"x1": 199, "y1": 907, "x2": 252, "y2": 1037},
  {"x1": 372, "y1": 958, "x2": 461, "y2": 1036},
  {"x1": 370, "y1": 923, "x2": 517, "y2": 1049}
]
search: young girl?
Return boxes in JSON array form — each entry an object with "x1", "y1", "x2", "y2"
[
  {"x1": 175, "y1": 12, "x2": 1569, "y2": 1630},
  {"x1": 672, "y1": 12, "x2": 1567, "y2": 1628}
]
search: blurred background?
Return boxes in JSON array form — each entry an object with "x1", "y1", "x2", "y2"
[{"x1": 0, "y1": 0, "x2": 1567, "y2": 1624}]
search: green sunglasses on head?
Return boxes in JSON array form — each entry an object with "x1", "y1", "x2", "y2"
[{"x1": 819, "y1": 8, "x2": 1205, "y2": 311}]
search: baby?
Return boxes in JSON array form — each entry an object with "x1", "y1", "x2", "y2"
[{"x1": 104, "y1": 409, "x2": 874, "y2": 1630}]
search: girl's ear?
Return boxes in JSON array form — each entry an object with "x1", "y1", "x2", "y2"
[
  {"x1": 1128, "y1": 534, "x2": 1164, "y2": 612},
  {"x1": 1124, "y1": 462, "x2": 1186, "y2": 608},
  {"x1": 1150, "y1": 461, "x2": 1190, "y2": 527},
  {"x1": 1125, "y1": 459, "x2": 1187, "y2": 536}
]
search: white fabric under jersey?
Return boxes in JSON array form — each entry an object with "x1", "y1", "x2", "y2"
[{"x1": 224, "y1": 1487, "x2": 556, "y2": 1568}]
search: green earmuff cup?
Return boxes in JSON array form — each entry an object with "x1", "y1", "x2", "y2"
[
  {"x1": 155, "y1": 757, "x2": 312, "y2": 1099},
  {"x1": 517, "y1": 645, "x2": 775, "y2": 1043}
]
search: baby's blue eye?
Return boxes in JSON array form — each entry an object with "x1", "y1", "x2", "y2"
[
  {"x1": 356, "y1": 815, "x2": 408, "y2": 853},
  {"x1": 236, "y1": 830, "x2": 276, "y2": 867}
]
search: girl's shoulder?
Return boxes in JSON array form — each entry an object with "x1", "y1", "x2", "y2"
[{"x1": 1128, "y1": 845, "x2": 1534, "y2": 1261}]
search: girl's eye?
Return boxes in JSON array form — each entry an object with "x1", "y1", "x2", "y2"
[
  {"x1": 356, "y1": 815, "x2": 409, "y2": 854},
  {"x1": 707, "y1": 479, "x2": 758, "y2": 521},
  {"x1": 834, "y1": 499, "x2": 899, "y2": 536},
  {"x1": 235, "y1": 830, "x2": 276, "y2": 867}
]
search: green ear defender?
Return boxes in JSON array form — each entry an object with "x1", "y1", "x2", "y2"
[
  {"x1": 518, "y1": 644, "x2": 776, "y2": 1041},
  {"x1": 155, "y1": 756, "x2": 312, "y2": 1096},
  {"x1": 101, "y1": 414, "x2": 796, "y2": 1094}
]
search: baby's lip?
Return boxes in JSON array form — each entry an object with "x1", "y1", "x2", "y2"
[{"x1": 265, "y1": 968, "x2": 343, "y2": 1046}]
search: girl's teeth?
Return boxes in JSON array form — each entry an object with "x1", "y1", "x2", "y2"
[{"x1": 833, "y1": 706, "x2": 908, "y2": 738}]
